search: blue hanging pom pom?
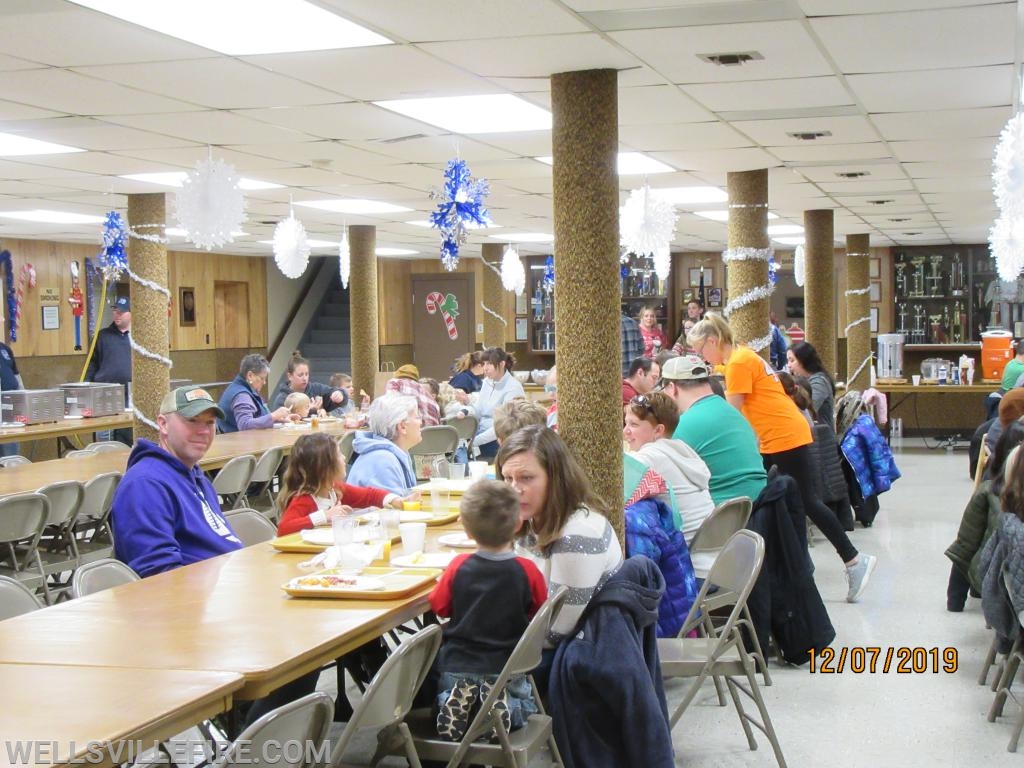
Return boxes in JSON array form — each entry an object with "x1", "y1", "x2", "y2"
[
  {"x1": 543, "y1": 255, "x2": 555, "y2": 293},
  {"x1": 768, "y1": 257, "x2": 780, "y2": 286},
  {"x1": 620, "y1": 264, "x2": 630, "y2": 279},
  {"x1": 430, "y1": 158, "x2": 491, "y2": 270},
  {"x1": 98, "y1": 211, "x2": 128, "y2": 280}
]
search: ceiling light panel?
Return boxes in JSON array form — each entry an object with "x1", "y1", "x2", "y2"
[
  {"x1": 375, "y1": 94, "x2": 551, "y2": 134},
  {"x1": 535, "y1": 152, "x2": 674, "y2": 174},
  {"x1": 0, "y1": 132, "x2": 85, "y2": 157},
  {"x1": 68, "y1": 0, "x2": 391, "y2": 55},
  {"x1": 295, "y1": 199, "x2": 413, "y2": 214},
  {"x1": 0, "y1": 210, "x2": 105, "y2": 224},
  {"x1": 119, "y1": 172, "x2": 282, "y2": 189}
]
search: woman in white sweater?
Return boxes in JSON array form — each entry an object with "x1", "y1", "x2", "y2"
[
  {"x1": 473, "y1": 347, "x2": 526, "y2": 458},
  {"x1": 498, "y1": 425, "x2": 623, "y2": 649}
]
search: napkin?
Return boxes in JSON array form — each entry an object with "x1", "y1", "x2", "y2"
[{"x1": 298, "y1": 543, "x2": 379, "y2": 570}]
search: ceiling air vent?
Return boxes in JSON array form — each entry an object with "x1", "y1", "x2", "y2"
[
  {"x1": 378, "y1": 133, "x2": 428, "y2": 144},
  {"x1": 867, "y1": 199, "x2": 893, "y2": 205},
  {"x1": 889, "y1": 217, "x2": 910, "y2": 223},
  {"x1": 836, "y1": 171, "x2": 868, "y2": 178},
  {"x1": 787, "y1": 131, "x2": 832, "y2": 141},
  {"x1": 903, "y1": 231, "x2": 922, "y2": 236},
  {"x1": 698, "y1": 51, "x2": 763, "y2": 67}
]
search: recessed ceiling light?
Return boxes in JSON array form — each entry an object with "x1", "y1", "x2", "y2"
[
  {"x1": 406, "y1": 219, "x2": 499, "y2": 229},
  {"x1": 487, "y1": 232, "x2": 554, "y2": 243},
  {"x1": 693, "y1": 210, "x2": 780, "y2": 222},
  {"x1": 767, "y1": 224, "x2": 804, "y2": 235},
  {"x1": 0, "y1": 210, "x2": 104, "y2": 224},
  {"x1": 535, "y1": 152, "x2": 674, "y2": 175},
  {"x1": 166, "y1": 227, "x2": 248, "y2": 238},
  {"x1": 0, "y1": 132, "x2": 84, "y2": 157},
  {"x1": 258, "y1": 238, "x2": 336, "y2": 248},
  {"x1": 375, "y1": 94, "x2": 551, "y2": 134},
  {"x1": 120, "y1": 172, "x2": 282, "y2": 190},
  {"x1": 651, "y1": 187, "x2": 728, "y2": 205},
  {"x1": 376, "y1": 247, "x2": 419, "y2": 256},
  {"x1": 68, "y1": 0, "x2": 391, "y2": 55},
  {"x1": 772, "y1": 236, "x2": 806, "y2": 246},
  {"x1": 296, "y1": 199, "x2": 413, "y2": 214}
]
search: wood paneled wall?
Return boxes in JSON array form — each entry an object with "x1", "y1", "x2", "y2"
[{"x1": 0, "y1": 237, "x2": 268, "y2": 357}]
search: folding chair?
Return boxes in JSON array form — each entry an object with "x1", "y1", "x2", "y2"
[
  {"x1": 212, "y1": 455, "x2": 256, "y2": 510},
  {"x1": 330, "y1": 624, "x2": 442, "y2": 768},
  {"x1": 71, "y1": 558, "x2": 139, "y2": 599},
  {"x1": 36, "y1": 480, "x2": 84, "y2": 601},
  {"x1": 409, "y1": 425, "x2": 459, "y2": 481},
  {"x1": 85, "y1": 441, "x2": 131, "y2": 453},
  {"x1": 213, "y1": 692, "x2": 333, "y2": 768},
  {"x1": 988, "y1": 569, "x2": 1024, "y2": 751},
  {"x1": 74, "y1": 472, "x2": 121, "y2": 566},
  {"x1": 689, "y1": 497, "x2": 754, "y2": 579},
  {"x1": 246, "y1": 447, "x2": 285, "y2": 522},
  {"x1": 0, "y1": 455, "x2": 30, "y2": 467},
  {"x1": 444, "y1": 414, "x2": 478, "y2": 460},
  {"x1": 0, "y1": 575, "x2": 44, "y2": 620},
  {"x1": 64, "y1": 449, "x2": 96, "y2": 459},
  {"x1": 224, "y1": 508, "x2": 278, "y2": 546},
  {"x1": 396, "y1": 588, "x2": 568, "y2": 768},
  {"x1": 658, "y1": 530, "x2": 787, "y2": 768},
  {"x1": 0, "y1": 493, "x2": 49, "y2": 604}
]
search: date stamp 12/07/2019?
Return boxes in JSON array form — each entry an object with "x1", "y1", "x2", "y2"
[{"x1": 808, "y1": 646, "x2": 958, "y2": 674}]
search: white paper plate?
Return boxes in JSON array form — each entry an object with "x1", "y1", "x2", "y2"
[
  {"x1": 438, "y1": 533, "x2": 476, "y2": 549},
  {"x1": 299, "y1": 527, "x2": 373, "y2": 546},
  {"x1": 391, "y1": 552, "x2": 458, "y2": 568}
]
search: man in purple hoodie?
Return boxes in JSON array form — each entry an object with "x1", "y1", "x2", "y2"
[{"x1": 112, "y1": 385, "x2": 242, "y2": 577}]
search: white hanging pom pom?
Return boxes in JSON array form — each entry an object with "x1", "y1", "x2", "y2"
[
  {"x1": 991, "y1": 214, "x2": 1024, "y2": 281},
  {"x1": 175, "y1": 156, "x2": 246, "y2": 251},
  {"x1": 274, "y1": 215, "x2": 310, "y2": 279},
  {"x1": 653, "y1": 245, "x2": 671, "y2": 281},
  {"x1": 500, "y1": 244, "x2": 525, "y2": 294},
  {"x1": 994, "y1": 114, "x2": 1024, "y2": 217},
  {"x1": 794, "y1": 245, "x2": 805, "y2": 287},
  {"x1": 339, "y1": 232, "x2": 350, "y2": 289},
  {"x1": 620, "y1": 185, "x2": 678, "y2": 265}
]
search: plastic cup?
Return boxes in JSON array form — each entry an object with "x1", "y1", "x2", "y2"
[
  {"x1": 399, "y1": 522, "x2": 427, "y2": 555},
  {"x1": 429, "y1": 478, "x2": 450, "y2": 511},
  {"x1": 911, "y1": 374, "x2": 921, "y2": 386},
  {"x1": 968, "y1": 369, "x2": 975, "y2": 385},
  {"x1": 468, "y1": 461, "x2": 488, "y2": 481},
  {"x1": 379, "y1": 508, "x2": 400, "y2": 537},
  {"x1": 332, "y1": 516, "x2": 356, "y2": 547},
  {"x1": 447, "y1": 462, "x2": 466, "y2": 480},
  {"x1": 365, "y1": 521, "x2": 391, "y2": 564}
]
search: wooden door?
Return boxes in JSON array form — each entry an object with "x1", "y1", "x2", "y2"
[
  {"x1": 214, "y1": 281, "x2": 250, "y2": 348},
  {"x1": 411, "y1": 273, "x2": 474, "y2": 379}
]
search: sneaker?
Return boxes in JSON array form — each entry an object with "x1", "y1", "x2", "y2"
[{"x1": 845, "y1": 554, "x2": 877, "y2": 603}]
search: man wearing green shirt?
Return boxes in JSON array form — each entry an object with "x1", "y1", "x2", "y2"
[{"x1": 1002, "y1": 341, "x2": 1024, "y2": 390}]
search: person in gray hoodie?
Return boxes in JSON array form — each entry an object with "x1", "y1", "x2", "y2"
[{"x1": 346, "y1": 393, "x2": 421, "y2": 495}]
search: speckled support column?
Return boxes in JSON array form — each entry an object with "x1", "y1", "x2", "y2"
[
  {"x1": 846, "y1": 234, "x2": 871, "y2": 390},
  {"x1": 804, "y1": 209, "x2": 836, "y2": 376},
  {"x1": 726, "y1": 170, "x2": 770, "y2": 358},
  {"x1": 481, "y1": 242, "x2": 505, "y2": 349},
  {"x1": 348, "y1": 225, "x2": 379, "y2": 400},
  {"x1": 551, "y1": 68, "x2": 622, "y2": 527},
  {"x1": 127, "y1": 193, "x2": 168, "y2": 443}
]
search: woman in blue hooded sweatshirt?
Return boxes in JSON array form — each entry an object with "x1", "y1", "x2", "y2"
[{"x1": 346, "y1": 393, "x2": 422, "y2": 494}]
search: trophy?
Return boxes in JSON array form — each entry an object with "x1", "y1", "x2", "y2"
[
  {"x1": 910, "y1": 256, "x2": 926, "y2": 297},
  {"x1": 950, "y1": 253, "x2": 965, "y2": 296},
  {"x1": 895, "y1": 263, "x2": 907, "y2": 296},
  {"x1": 897, "y1": 302, "x2": 908, "y2": 333},
  {"x1": 927, "y1": 255, "x2": 944, "y2": 297}
]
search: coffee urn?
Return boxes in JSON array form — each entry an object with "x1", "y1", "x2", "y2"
[{"x1": 876, "y1": 333, "x2": 905, "y2": 380}]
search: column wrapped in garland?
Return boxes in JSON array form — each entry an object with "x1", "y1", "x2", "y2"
[
  {"x1": 804, "y1": 209, "x2": 836, "y2": 375},
  {"x1": 846, "y1": 234, "x2": 872, "y2": 391},
  {"x1": 349, "y1": 225, "x2": 379, "y2": 401},
  {"x1": 724, "y1": 169, "x2": 772, "y2": 356},
  {"x1": 481, "y1": 242, "x2": 506, "y2": 349}
]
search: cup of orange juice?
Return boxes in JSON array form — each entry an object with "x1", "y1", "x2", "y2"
[{"x1": 402, "y1": 500, "x2": 421, "y2": 511}]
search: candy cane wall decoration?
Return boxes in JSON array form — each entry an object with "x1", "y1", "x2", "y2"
[
  {"x1": 426, "y1": 291, "x2": 460, "y2": 340},
  {"x1": 14, "y1": 262, "x2": 36, "y2": 341}
]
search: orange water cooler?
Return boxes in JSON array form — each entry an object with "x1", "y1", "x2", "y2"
[{"x1": 982, "y1": 330, "x2": 1014, "y2": 382}]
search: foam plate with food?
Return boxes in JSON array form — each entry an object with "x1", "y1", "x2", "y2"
[
  {"x1": 391, "y1": 552, "x2": 458, "y2": 568},
  {"x1": 437, "y1": 533, "x2": 477, "y2": 549},
  {"x1": 287, "y1": 573, "x2": 386, "y2": 591}
]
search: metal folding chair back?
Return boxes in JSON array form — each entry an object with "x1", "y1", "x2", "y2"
[
  {"x1": 212, "y1": 454, "x2": 256, "y2": 510},
  {"x1": 214, "y1": 692, "x2": 333, "y2": 768},
  {"x1": 409, "y1": 425, "x2": 459, "y2": 480},
  {"x1": 224, "y1": 508, "x2": 278, "y2": 546},
  {"x1": 71, "y1": 558, "x2": 139, "y2": 598},
  {"x1": 85, "y1": 441, "x2": 131, "y2": 453},
  {"x1": 0, "y1": 575, "x2": 43, "y2": 620},
  {"x1": 0, "y1": 455, "x2": 30, "y2": 467},
  {"x1": 445, "y1": 414, "x2": 478, "y2": 456},
  {"x1": 64, "y1": 449, "x2": 96, "y2": 459},
  {"x1": 75, "y1": 472, "x2": 121, "y2": 565},
  {"x1": 689, "y1": 496, "x2": 753, "y2": 579},
  {"x1": 988, "y1": 569, "x2": 1024, "y2": 751},
  {"x1": 35, "y1": 481, "x2": 84, "y2": 599},
  {"x1": 330, "y1": 624, "x2": 442, "y2": 766},
  {"x1": 0, "y1": 493, "x2": 49, "y2": 603},
  {"x1": 246, "y1": 447, "x2": 285, "y2": 521}
]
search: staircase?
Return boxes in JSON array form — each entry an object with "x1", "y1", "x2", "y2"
[{"x1": 287, "y1": 266, "x2": 351, "y2": 386}]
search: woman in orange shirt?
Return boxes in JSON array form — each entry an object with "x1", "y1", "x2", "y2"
[{"x1": 688, "y1": 313, "x2": 876, "y2": 602}]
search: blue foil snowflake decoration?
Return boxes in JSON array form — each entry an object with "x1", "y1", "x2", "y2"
[
  {"x1": 768, "y1": 256, "x2": 780, "y2": 285},
  {"x1": 98, "y1": 211, "x2": 128, "y2": 281},
  {"x1": 429, "y1": 158, "x2": 491, "y2": 271},
  {"x1": 543, "y1": 255, "x2": 555, "y2": 293}
]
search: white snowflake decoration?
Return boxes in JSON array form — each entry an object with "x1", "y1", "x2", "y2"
[
  {"x1": 620, "y1": 185, "x2": 677, "y2": 266},
  {"x1": 174, "y1": 156, "x2": 245, "y2": 251},
  {"x1": 274, "y1": 214, "x2": 310, "y2": 279},
  {"x1": 990, "y1": 214, "x2": 1024, "y2": 281},
  {"x1": 500, "y1": 244, "x2": 525, "y2": 295},
  {"x1": 339, "y1": 231, "x2": 350, "y2": 289},
  {"x1": 794, "y1": 245, "x2": 805, "y2": 287},
  {"x1": 994, "y1": 113, "x2": 1024, "y2": 217},
  {"x1": 653, "y1": 245, "x2": 671, "y2": 281}
]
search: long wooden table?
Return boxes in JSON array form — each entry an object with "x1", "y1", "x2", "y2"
[
  {"x1": 0, "y1": 665, "x2": 242, "y2": 768},
  {"x1": 0, "y1": 422, "x2": 354, "y2": 498},
  {"x1": 0, "y1": 413, "x2": 134, "y2": 447},
  {"x1": 0, "y1": 542, "x2": 432, "y2": 700}
]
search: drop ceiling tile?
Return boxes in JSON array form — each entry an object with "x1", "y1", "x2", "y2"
[
  {"x1": 227, "y1": 140, "x2": 398, "y2": 168},
  {"x1": 0, "y1": 100, "x2": 63, "y2": 122},
  {"x1": 110, "y1": 146, "x2": 297, "y2": 173},
  {"x1": 438, "y1": 158, "x2": 551, "y2": 181},
  {"x1": 235, "y1": 102, "x2": 445, "y2": 142},
  {"x1": 0, "y1": 6, "x2": 212, "y2": 67},
  {"x1": 472, "y1": 133, "x2": 553, "y2": 158},
  {"x1": 610, "y1": 20, "x2": 832, "y2": 84},
  {"x1": 847, "y1": 66, "x2": 1013, "y2": 113},
  {"x1": 11, "y1": 118, "x2": 200, "y2": 152},
  {"x1": 733, "y1": 115, "x2": 879, "y2": 146},
  {"x1": 419, "y1": 34, "x2": 638, "y2": 80},
  {"x1": 74, "y1": 59, "x2": 342, "y2": 110},
  {"x1": 244, "y1": 46, "x2": 494, "y2": 101},
  {"x1": 344, "y1": 136, "x2": 514, "y2": 164},
  {"x1": 905, "y1": 160, "x2": 993, "y2": 179},
  {"x1": 872, "y1": 107, "x2": 1010, "y2": 142},
  {"x1": 0, "y1": 68, "x2": 203, "y2": 115},
  {"x1": 11, "y1": 150, "x2": 181, "y2": 176},
  {"x1": 810, "y1": 4, "x2": 1014, "y2": 73},
  {"x1": 681, "y1": 76, "x2": 851, "y2": 113},
  {"x1": 0, "y1": 53, "x2": 44, "y2": 72},
  {"x1": 915, "y1": 177, "x2": 992, "y2": 194},
  {"x1": 0, "y1": 180, "x2": 84, "y2": 196},
  {"x1": 104, "y1": 112, "x2": 311, "y2": 147},
  {"x1": 770, "y1": 142, "x2": 891, "y2": 163},
  {"x1": 619, "y1": 85, "x2": 713, "y2": 125},
  {"x1": 794, "y1": 163, "x2": 907, "y2": 183},
  {"x1": 619, "y1": 121, "x2": 751, "y2": 151},
  {"x1": 817, "y1": 179, "x2": 916, "y2": 195},
  {"x1": 650, "y1": 147, "x2": 780, "y2": 173},
  {"x1": 356, "y1": 163, "x2": 452, "y2": 187},
  {"x1": 891, "y1": 137, "x2": 997, "y2": 162},
  {"x1": 0, "y1": 159, "x2": 94, "y2": 180}
]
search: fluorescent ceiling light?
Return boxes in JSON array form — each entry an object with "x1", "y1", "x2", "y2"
[
  {"x1": 487, "y1": 232, "x2": 554, "y2": 243},
  {"x1": 68, "y1": 0, "x2": 390, "y2": 55},
  {"x1": 693, "y1": 210, "x2": 780, "y2": 222},
  {"x1": 166, "y1": 227, "x2": 248, "y2": 238},
  {"x1": 767, "y1": 224, "x2": 804, "y2": 235},
  {"x1": 296, "y1": 199, "x2": 413, "y2": 214},
  {"x1": 652, "y1": 187, "x2": 727, "y2": 205},
  {"x1": 406, "y1": 219, "x2": 499, "y2": 229},
  {"x1": 376, "y1": 247, "x2": 419, "y2": 256},
  {"x1": 773, "y1": 236, "x2": 806, "y2": 246},
  {"x1": 120, "y1": 172, "x2": 282, "y2": 190},
  {"x1": 259, "y1": 238, "x2": 336, "y2": 248},
  {"x1": 535, "y1": 152, "x2": 674, "y2": 175},
  {"x1": 0, "y1": 132, "x2": 84, "y2": 157},
  {"x1": 375, "y1": 94, "x2": 551, "y2": 134},
  {"x1": 0, "y1": 210, "x2": 104, "y2": 224}
]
